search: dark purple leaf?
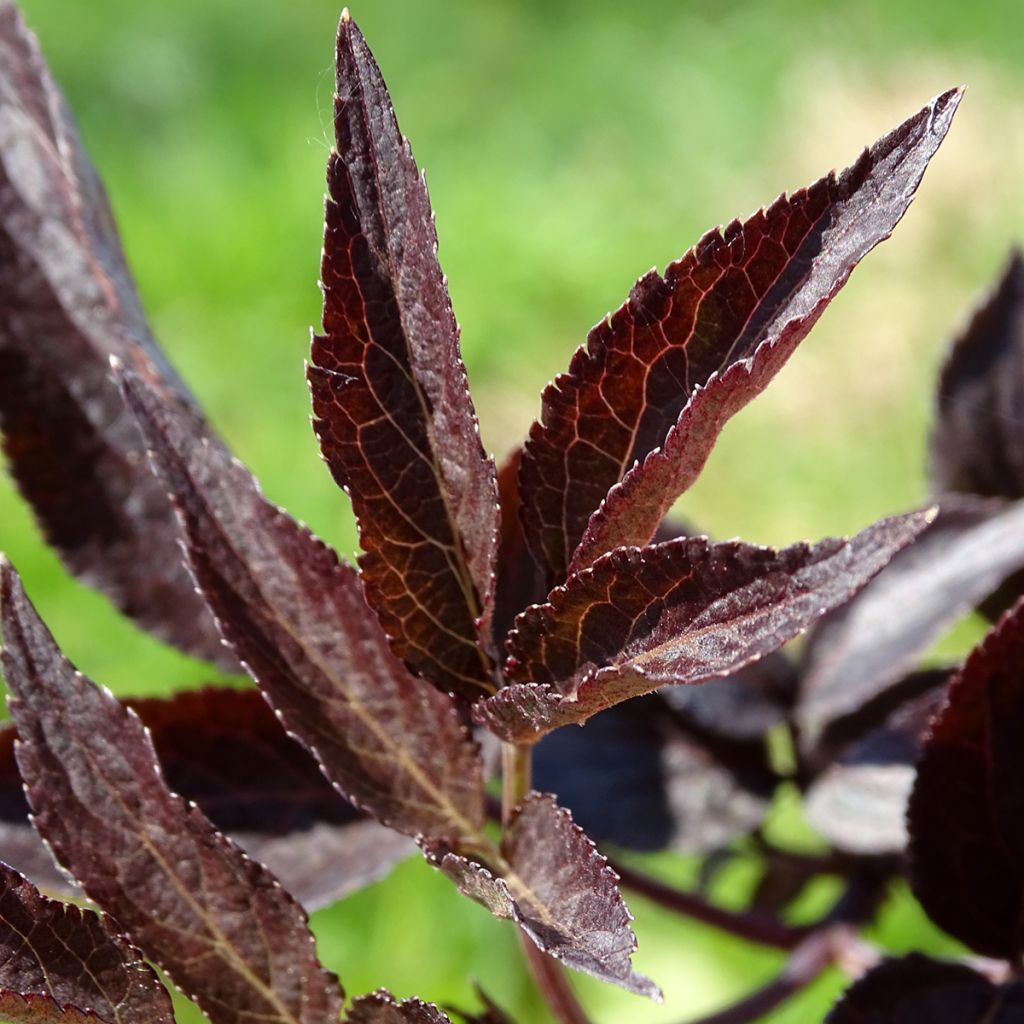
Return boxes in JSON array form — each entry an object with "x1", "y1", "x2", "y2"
[
  {"x1": 0, "y1": 2, "x2": 233, "y2": 669},
  {"x1": 805, "y1": 688, "x2": 944, "y2": 854},
  {"x1": 908, "y1": 596, "x2": 1024, "y2": 961},
  {"x1": 799, "y1": 495, "x2": 1024, "y2": 736},
  {"x1": 0, "y1": 562, "x2": 345, "y2": 1024},
  {"x1": 931, "y1": 249, "x2": 1024, "y2": 499},
  {"x1": 0, "y1": 862, "x2": 173, "y2": 1024},
  {"x1": 476, "y1": 512, "x2": 929, "y2": 743},
  {"x1": 347, "y1": 991, "x2": 451, "y2": 1024},
  {"x1": 827, "y1": 955, "x2": 1022, "y2": 1023},
  {"x1": 446, "y1": 987, "x2": 515, "y2": 1024},
  {"x1": 309, "y1": 11, "x2": 499, "y2": 700},
  {"x1": 118, "y1": 367, "x2": 486, "y2": 842},
  {"x1": 422, "y1": 793, "x2": 659, "y2": 999},
  {"x1": 533, "y1": 695, "x2": 775, "y2": 852},
  {"x1": 517, "y1": 90, "x2": 959, "y2": 584}
]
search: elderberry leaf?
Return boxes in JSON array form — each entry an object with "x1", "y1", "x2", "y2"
[
  {"x1": 118, "y1": 367, "x2": 486, "y2": 842},
  {"x1": 0, "y1": 862, "x2": 173, "y2": 1024},
  {"x1": 0, "y1": 563, "x2": 345, "y2": 1024},
  {"x1": 0, "y1": 2, "x2": 233, "y2": 668},
  {"x1": 908, "y1": 596, "x2": 1024, "y2": 961},
  {"x1": 310, "y1": 11, "x2": 499, "y2": 700},
  {"x1": 476, "y1": 512, "x2": 928, "y2": 743},
  {"x1": 518, "y1": 89, "x2": 960, "y2": 583},
  {"x1": 422, "y1": 793, "x2": 659, "y2": 999}
]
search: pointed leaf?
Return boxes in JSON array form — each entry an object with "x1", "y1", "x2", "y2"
[
  {"x1": 533, "y1": 695, "x2": 775, "y2": 852},
  {"x1": 907, "y1": 596, "x2": 1024, "y2": 961},
  {"x1": 347, "y1": 991, "x2": 451, "y2": 1024},
  {"x1": 422, "y1": 793, "x2": 659, "y2": 999},
  {"x1": 799, "y1": 495, "x2": 1024, "y2": 736},
  {"x1": 0, "y1": 863, "x2": 173, "y2": 1024},
  {"x1": 309, "y1": 12, "x2": 499, "y2": 700},
  {"x1": 518, "y1": 90, "x2": 959, "y2": 583},
  {"x1": 0, "y1": 2, "x2": 233, "y2": 667},
  {"x1": 931, "y1": 249, "x2": 1024, "y2": 498},
  {"x1": 827, "y1": 955, "x2": 1021, "y2": 1024},
  {"x1": 0, "y1": 563, "x2": 345, "y2": 1024},
  {"x1": 477, "y1": 512, "x2": 929, "y2": 742},
  {"x1": 118, "y1": 367, "x2": 486, "y2": 842}
]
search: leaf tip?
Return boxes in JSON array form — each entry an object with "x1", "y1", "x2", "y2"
[{"x1": 340, "y1": 6, "x2": 351, "y2": 22}]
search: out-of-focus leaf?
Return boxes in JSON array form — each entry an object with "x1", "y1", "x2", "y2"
[
  {"x1": 119, "y1": 367, "x2": 486, "y2": 842},
  {"x1": 931, "y1": 249, "x2": 1024, "y2": 498},
  {"x1": 0, "y1": 992, "x2": 98, "y2": 1024},
  {"x1": 0, "y1": 563, "x2": 345, "y2": 1024},
  {"x1": 533, "y1": 694, "x2": 775, "y2": 852},
  {"x1": 827, "y1": 955, "x2": 1022, "y2": 1023},
  {"x1": 309, "y1": 12, "x2": 499, "y2": 700},
  {"x1": 347, "y1": 991, "x2": 451, "y2": 1023},
  {"x1": 0, "y1": 687, "x2": 413, "y2": 909},
  {"x1": 0, "y1": 862, "x2": 173, "y2": 1024},
  {"x1": 805, "y1": 688, "x2": 943, "y2": 854},
  {"x1": 516, "y1": 90, "x2": 959, "y2": 584},
  {"x1": 446, "y1": 986, "x2": 515, "y2": 1024},
  {"x1": 799, "y1": 495, "x2": 1024, "y2": 736},
  {"x1": 908, "y1": 596, "x2": 1024, "y2": 961},
  {"x1": 422, "y1": 793, "x2": 659, "y2": 999},
  {"x1": 0, "y1": 2, "x2": 233, "y2": 669},
  {"x1": 476, "y1": 513, "x2": 929, "y2": 742}
]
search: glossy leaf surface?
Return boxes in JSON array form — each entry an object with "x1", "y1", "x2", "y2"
[
  {"x1": 0, "y1": 563, "x2": 345, "y2": 1024},
  {"x1": 908, "y1": 596, "x2": 1024, "y2": 960},
  {"x1": 310, "y1": 12, "x2": 499, "y2": 700},
  {"x1": 0, "y1": 2, "x2": 232, "y2": 667},
  {"x1": 423, "y1": 793, "x2": 659, "y2": 999},
  {"x1": 120, "y1": 367, "x2": 486, "y2": 842},
  {"x1": 478, "y1": 512, "x2": 928, "y2": 742}
]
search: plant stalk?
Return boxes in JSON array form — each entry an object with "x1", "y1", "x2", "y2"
[{"x1": 501, "y1": 741, "x2": 532, "y2": 824}]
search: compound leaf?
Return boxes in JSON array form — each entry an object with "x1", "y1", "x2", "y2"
[
  {"x1": 0, "y1": 564, "x2": 344, "y2": 1024},
  {"x1": 310, "y1": 11, "x2": 499, "y2": 700}
]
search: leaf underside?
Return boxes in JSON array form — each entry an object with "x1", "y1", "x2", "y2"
[
  {"x1": 0, "y1": 2, "x2": 233, "y2": 668},
  {"x1": 0, "y1": 562, "x2": 345, "y2": 1024},
  {"x1": 310, "y1": 13, "x2": 499, "y2": 700},
  {"x1": 519, "y1": 89, "x2": 960, "y2": 585},
  {"x1": 477, "y1": 512, "x2": 929, "y2": 742}
]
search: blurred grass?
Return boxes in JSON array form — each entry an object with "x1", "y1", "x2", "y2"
[{"x1": 5, "y1": 0, "x2": 1024, "y2": 1020}]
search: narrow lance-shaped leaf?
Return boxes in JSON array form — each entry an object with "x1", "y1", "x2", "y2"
[
  {"x1": 0, "y1": 1, "x2": 234, "y2": 668},
  {"x1": 0, "y1": 862, "x2": 174, "y2": 1024},
  {"x1": 518, "y1": 88, "x2": 959, "y2": 583},
  {"x1": 309, "y1": 11, "x2": 499, "y2": 700},
  {"x1": 0, "y1": 687, "x2": 414, "y2": 910},
  {"x1": 0, "y1": 563, "x2": 345, "y2": 1024},
  {"x1": 422, "y1": 793, "x2": 660, "y2": 999},
  {"x1": 907, "y1": 595, "x2": 1024, "y2": 961},
  {"x1": 476, "y1": 512, "x2": 929, "y2": 743},
  {"x1": 118, "y1": 365, "x2": 486, "y2": 843}
]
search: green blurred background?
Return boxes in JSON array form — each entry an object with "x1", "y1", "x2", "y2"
[{"x1": 5, "y1": 0, "x2": 1024, "y2": 1019}]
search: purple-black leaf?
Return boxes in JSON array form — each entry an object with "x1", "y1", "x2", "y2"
[
  {"x1": 907, "y1": 595, "x2": 1024, "y2": 961},
  {"x1": 422, "y1": 793, "x2": 659, "y2": 999},
  {"x1": 799, "y1": 495, "x2": 1024, "y2": 736},
  {"x1": 347, "y1": 991, "x2": 451, "y2": 1024},
  {"x1": 0, "y1": 2, "x2": 234, "y2": 669},
  {"x1": 309, "y1": 11, "x2": 499, "y2": 701},
  {"x1": 0, "y1": 862, "x2": 173, "y2": 1024},
  {"x1": 476, "y1": 512, "x2": 929, "y2": 743},
  {"x1": 118, "y1": 367, "x2": 486, "y2": 843},
  {"x1": 827, "y1": 955, "x2": 1022, "y2": 1023},
  {"x1": 0, "y1": 562, "x2": 345, "y2": 1024},
  {"x1": 518, "y1": 89, "x2": 960, "y2": 584}
]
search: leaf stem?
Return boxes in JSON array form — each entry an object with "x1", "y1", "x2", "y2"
[
  {"x1": 518, "y1": 934, "x2": 593, "y2": 1024},
  {"x1": 501, "y1": 742, "x2": 532, "y2": 824}
]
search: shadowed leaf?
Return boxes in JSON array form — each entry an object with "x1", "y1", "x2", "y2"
[
  {"x1": 309, "y1": 11, "x2": 499, "y2": 700},
  {"x1": 0, "y1": 2, "x2": 234, "y2": 668},
  {"x1": 827, "y1": 955, "x2": 1022, "y2": 1023},
  {"x1": 0, "y1": 863, "x2": 173, "y2": 1024},
  {"x1": 118, "y1": 367, "x2": 486, "y2": 842},
  {"x1": 477, "y1": 512, "x2": 928, "y2": 742},
  {"x1": 517, "y1": 90, "x2": 959, "y2": 583},
  {"x1": 0, "y1": 563, "x2": 345, "y2": 1024},
  {"x1": 347, "y1": 991, "x2": 451, "y2": 1023},
  {"x1": 908, "y1": 596, "x2": 1024, "y2": 961},
  {"x1": 799, "y1": 495, "x2": 1024, "y2": 736},
  {"x1": 422, "y1": 793, "x2": 659, "y2": 999}
]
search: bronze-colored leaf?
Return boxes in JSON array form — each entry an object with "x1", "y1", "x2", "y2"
[
  {"x1": 347, "y1": 991, "x2": 451, "y2": 1024},
  {"x1": 0, "y1": 992, "x2": 98, "y2": 1024}
]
